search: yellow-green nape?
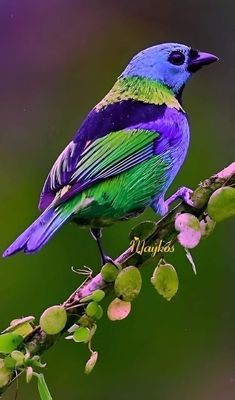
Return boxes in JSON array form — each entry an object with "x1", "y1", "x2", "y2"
[{"x1": 95, "y1": 76, "x2": 184, "y2": 112}]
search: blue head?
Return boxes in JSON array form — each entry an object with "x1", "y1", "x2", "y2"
[{"x1": 121, "y1": 43, "x2": 218, "y2": 95}]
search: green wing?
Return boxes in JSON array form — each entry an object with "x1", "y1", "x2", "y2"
[{"x1": 58, "y1": 128, "x2": 164, "y2": 204}]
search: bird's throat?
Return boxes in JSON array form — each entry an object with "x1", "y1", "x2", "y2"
[{"x1": 96, "y1": 76, "x2": 183, "y2": 112}]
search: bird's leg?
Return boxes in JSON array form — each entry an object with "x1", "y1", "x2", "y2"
[
  {"x1": 152, "y1": 187, "x2": 194, "y2": 217},
  {"x1": 90, "y1": 228, "x2": 115, "y2": 266}
]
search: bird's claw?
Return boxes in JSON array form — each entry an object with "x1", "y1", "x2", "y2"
[
  {"x1": 101, "y1": 255, "x2": 118, "y2": 268},
  {"x1": 166, "y1": 186, "x2": 194, "y2": 208}
]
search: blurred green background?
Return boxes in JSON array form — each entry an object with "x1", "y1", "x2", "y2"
[{"x1": 1, "y1": 1, "x2": 235, "y2": 399}]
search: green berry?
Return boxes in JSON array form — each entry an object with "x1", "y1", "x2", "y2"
[
  {"x1": 40, "y1": 305, "x2": 67, "y2": 335},
  {"x1": 73, "y1": 327, "x2": 90, "y2": 343},
  {"x1": 114, "y1": 266, "x2": 142, "y2": 301},
  {"x1": 101, "y1": 263, "x2": 119, "y2": 282},
  {"x1": 86, "y1": 302, "x2": 103, "y2": 320},
  {"x1": 151, "y1": 262, "x2": 179, "y2": 301},
  {"x1": 207, "y1": 187, "x2": 235, "y2": 222},
  {"x1": 11, "y1": 350, "x2": 25, "y2": 367},
  {"x1": 95, "y1": 305, "x2": 103, "y2": 320},
  {"x1": 92, "y1": 289, "x2": 105, "y2": 302},
  {"x1": 107, "y1": 298, "x2": 131, "y2": 321},
  {"x1": 80, "y1": 289, "x2": 105, "y2": 303}
]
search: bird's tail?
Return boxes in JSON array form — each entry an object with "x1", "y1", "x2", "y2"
[{"x1": 3, "y1": 205, "x2": 73, "y2": 257}]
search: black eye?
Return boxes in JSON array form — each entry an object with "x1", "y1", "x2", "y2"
[{"x1": 168, "y1": 51, "x2": 185, "y2": 66}]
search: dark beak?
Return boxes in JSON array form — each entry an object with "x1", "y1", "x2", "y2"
[{"x1": 188, "y1": 51, "x2": 219, "y2": 73}]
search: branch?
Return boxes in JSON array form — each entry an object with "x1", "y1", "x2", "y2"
[{"x1": 1, "y1": 162, "x2": 235, "y2": 396}]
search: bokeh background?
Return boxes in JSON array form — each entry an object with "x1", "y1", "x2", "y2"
[{"x1": 1, "y1": 1, "x2": 235, "y2": 399}]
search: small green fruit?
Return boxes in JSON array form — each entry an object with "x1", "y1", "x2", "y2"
[
  {"x1": 207, "y1": 187, "x2": 235, "y2": 222},
  {"x1": 40, "y1": 305, "x2": 67, "y2": 335},
  {"x1": 114, "y1": 266, "x2": 142, "y2": 301},
  {"x1": 0, "y1": 359, "x2": 12, "y2": 388},
  {"x1": 86, "y1": 301, "x2": 99, "y2": 318},
  {"x1": 91, "y1": 290, "x2": 105, "y2": 302},
  {"x1": 86, "y1": 302, "x2": 103, "y2": 319},
  {"x1": 95, "y1": 305, "x2": 103, "y2": 320},
  {"x1": 11, "y1": 350, "x2": 25, "y2": 367},
  {"x1": 73, "y1": 327, "x2": 90, "y2": 343},
  {"x1": 101, "y1": 263, "x2": 119, "y2": 282},
  {"x1": 107, "y1": 298, "x2": 131, "y2": 321},
  {"x1": 80, "y1": 289, "x2": 105, "y2": 303},
  {"x1": 151, "y1": 262, "x2": 179, "y2": 301}
]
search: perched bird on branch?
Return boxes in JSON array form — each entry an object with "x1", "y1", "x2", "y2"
[{"x1": 3, "y1": 43, "x2": 218, "y2": 263}]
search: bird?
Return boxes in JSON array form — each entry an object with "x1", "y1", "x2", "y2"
[{"x1": 3, "y1": 42, "x2": 218, "y2": 264}]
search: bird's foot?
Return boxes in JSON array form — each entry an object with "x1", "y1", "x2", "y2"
[
  {"x1": 152, "y1": 187, "x2": 194, "y2": 217},
  {"x1": 101, "y1": 254, "x2": 119, "y2": 268},
  {"x1": 166, "y1": 186, "x2": 194, "y2": 209}
]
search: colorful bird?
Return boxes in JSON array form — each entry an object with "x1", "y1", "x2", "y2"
[{"x1": 3, "y1": 43, "x2": 218, "y2": 263}]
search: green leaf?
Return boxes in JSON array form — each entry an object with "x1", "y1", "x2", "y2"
[
  {"x1": 101, "y1": 263, "x2": 119, "y2": 282},
  {"x1": 37, "y1": 373, "x2": 53, "y2": 400},
  {"x1": 129, "y1": 221, "x2": 156, "y2": 241},
  {"x1": 0, "y1": 333, "x2": 23, "y2": 354}
]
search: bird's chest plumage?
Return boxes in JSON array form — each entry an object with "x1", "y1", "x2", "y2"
[
  {"x1": 131, "y1": 106, "x2": 190, "y2": 189},
  {"x1": 154, "y1": 107, "x2": 190, "y2": 187}
]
